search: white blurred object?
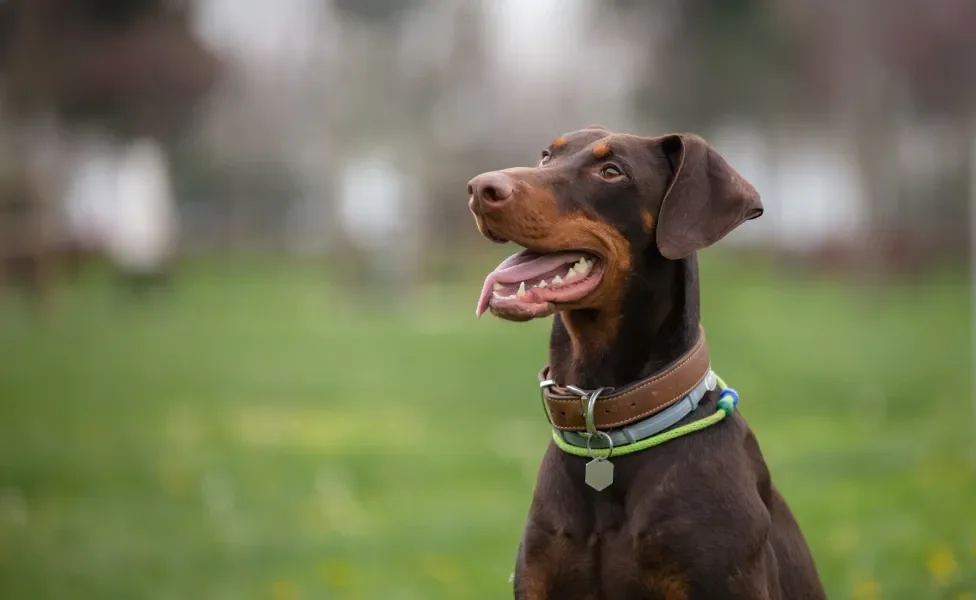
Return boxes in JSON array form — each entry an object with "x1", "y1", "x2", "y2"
[
  {"x1": 710, "y1": 122, "x2": 866, "y2": 251},
  {"x1": 63, "y1": 137, "x2": 119, "y2": 249},
  {"x1": 336, "y1": 151, "x2": 422, "y2": 303},
  {"x1": 338, "y1": 154, "x2": 404, "y2": 252},
  {"x1": 105, "y1": 138, "x2": 178, "y2": 275},
  {"x1": 191, "y1": 0, "x2": 320, "y2": 72}
]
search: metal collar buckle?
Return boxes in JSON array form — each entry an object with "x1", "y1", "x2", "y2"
[
  {"x1": 540, "y1": 379, "x2": 616, "y2": 490},
  {"x1": 539, "y1": 379, "x2": 608, "y2": 439}
]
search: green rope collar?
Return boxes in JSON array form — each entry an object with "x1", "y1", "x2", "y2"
[{"x1": 551, "y1": 374, "x2": 737, "y2": 458}]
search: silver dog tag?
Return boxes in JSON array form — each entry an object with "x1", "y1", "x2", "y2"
[{"x1": 585, "y1": 457, "x2": 614, "y2": 491}]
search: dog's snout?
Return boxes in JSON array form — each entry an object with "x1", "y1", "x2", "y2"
[{"x1": 468, "y1": 172, "x2": 514, "y2": 208}]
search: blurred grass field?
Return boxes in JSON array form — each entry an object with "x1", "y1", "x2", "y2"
[{"x1": 0, "y1": 255, "x2": 973, "y2": 600}]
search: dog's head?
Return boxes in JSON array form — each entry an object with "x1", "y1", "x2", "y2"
[{"x1": 468, "y1": 127, "x2": 763, "y2": 322}]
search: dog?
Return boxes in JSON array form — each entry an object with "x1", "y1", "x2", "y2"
[{"x1": 467, "y1": 127, "x2": 826, "y2": 599}]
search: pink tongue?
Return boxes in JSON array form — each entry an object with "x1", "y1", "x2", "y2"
[{"x1": 476, "y1": 250, "x2": 587, "y2": 317}]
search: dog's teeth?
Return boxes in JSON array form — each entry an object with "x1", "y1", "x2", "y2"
[
  {"x1": 566, "y1": 266, "x2": 577, "y2": 279},
  {"x1": 552, "y1": 275, "x2": 563, "y2": 285},
  {"x1": 493, "y1": 282, "x2": 503, "y2": 291},
  {"x1": 537, "y1": 280, "x2": 548, "y2": 288},
  {"x1": 578, "y1": 261, "x2": 590, "y2": 275},
  {"x1": 493, "y1": 291, "x2": 503, "y2": 299},
  {"x1": 517, "y1": 282, "x2": 526, "y2": 297}
]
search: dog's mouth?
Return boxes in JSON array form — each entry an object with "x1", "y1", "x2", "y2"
[{"x1": 476, "y1": 249, "x2": 604, "y2": 320}]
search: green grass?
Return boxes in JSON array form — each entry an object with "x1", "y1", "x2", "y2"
[{"x1": 0, "y1": 256, "x2": 972, "y2": 599}]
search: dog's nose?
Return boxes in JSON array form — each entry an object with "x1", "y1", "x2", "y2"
[{"x1": 468, "y1": 172, "x2": 514, "y2": 209}]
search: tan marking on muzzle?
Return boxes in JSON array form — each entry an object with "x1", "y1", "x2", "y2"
[{"x1": 474, "y1": 174, "x2": 633, "y2": 355}]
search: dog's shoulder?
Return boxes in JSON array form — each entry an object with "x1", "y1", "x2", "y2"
[{"x1": 625, "y1": 413, "x2": 773, "y2": 566}]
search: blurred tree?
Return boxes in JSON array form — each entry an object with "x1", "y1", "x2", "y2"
[
  {"x1": 0, "y1": 0, "x2": 221, "y2": 140},
  {"x1": 609, "y1": 0, "x2": 789, "y2": 128},
  {"x1": 0, "y1": 0, "x2": 222, "y2": 302},
  {"x1": 774, "y1": 0, "x2": 975, "y2": 272},
  {"x1": 881, "y1": 0, "x2": 975, "y2": 261},
  {"x1": 325, "y1": 0, "x2": 492, "y2": 289},
  {"x1": 614, "y1": 0, "x2": 973, "y2": 273}
]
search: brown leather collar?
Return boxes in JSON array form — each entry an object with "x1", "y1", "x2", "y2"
[{"x1": 538, "y1": 328, "x2": 711, "y2": 432}]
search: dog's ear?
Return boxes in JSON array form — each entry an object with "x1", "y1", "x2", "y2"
[{"x1": 655, "y1": 134, "x2": 763, "y2": 260}]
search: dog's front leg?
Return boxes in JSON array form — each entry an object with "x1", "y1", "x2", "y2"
[
  {"x1": 512, "y1": 541, "x2": 552, "y2": 600},
  {"x1": 513, "y1": 570, "x2": 550, "y2": 600},
  {"x1": 514, "y1": 524, "x2": 601, "y2": 600}
]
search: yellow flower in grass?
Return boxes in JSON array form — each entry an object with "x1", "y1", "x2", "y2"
[
  {"x1": 927, "y1": 545, "x2": 958, "y2": 586},
  {"x1": 420, "y1": 555, "x2": 460, "y2": 584},
  {"x1": 270, "y1": 579, "x2": 301, "y2": 600},
  {"x1": 321, "y1": 560, "x2": 351, "y2": 590},
  {"x1": 852, "y1": 578, "x2": 879, "y2": 600}
]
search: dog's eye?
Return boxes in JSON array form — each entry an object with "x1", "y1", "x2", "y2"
[
  {"x1": 600, "y1": 165, "x2": 622, "y2": 179},
  {"x1": 539, "y1": 150, "x2": 551, "y2": 166}
]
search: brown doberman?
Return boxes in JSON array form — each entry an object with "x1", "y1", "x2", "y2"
[{"x1": 467, "y1": 127, "x2": 826, "y2": 599}]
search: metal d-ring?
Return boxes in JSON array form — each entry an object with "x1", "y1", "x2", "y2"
[
  {"x1": 539, "y1": 381, "x2": 609, "y2": 440},
  {"x1": 583, "y1": 387, "x2": 606, "y2": 437},
  {"x1": 538, "y1": 379, "x2": 557, "y2": 423},
  {"x1": 540, "y1": 380, "x2": 591, "y2": 425},
  {"x1": 585, "y1": 429, "x2": 614, "y2": 460},
  {"x1": 563, "y1": 384, "x2": 588, "y2": 398}
]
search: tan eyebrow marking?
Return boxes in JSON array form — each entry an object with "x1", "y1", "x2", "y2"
[
  {"x1": 641, "y1": 209, "x2": 655, "y2": 231},
  {"x1": 552, "y1": 136, "x2": 568, "y2": 147},
  {"x1": 592, "y1": 143, "x2": 611, "y2": 158}
]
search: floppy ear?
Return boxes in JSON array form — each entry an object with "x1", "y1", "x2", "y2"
[{"x1": 655, "y1": 134, "x2": 763, "y2": 260}]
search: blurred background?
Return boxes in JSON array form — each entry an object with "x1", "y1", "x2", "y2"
[{"x1": 0, "y1": 0, "x2": 972, "y2": 598}]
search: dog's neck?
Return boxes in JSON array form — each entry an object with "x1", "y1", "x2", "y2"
[{"x1": 549, "y1": 254, "x2": 701, "y2": 389}]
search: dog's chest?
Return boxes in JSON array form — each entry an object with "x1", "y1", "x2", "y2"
[
  {"x1": 521, "y1": 498, "x2": 693, "y2": 599},
  {"x1": 597, "y1": 531, "x2": 689, "y2": 599}
]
